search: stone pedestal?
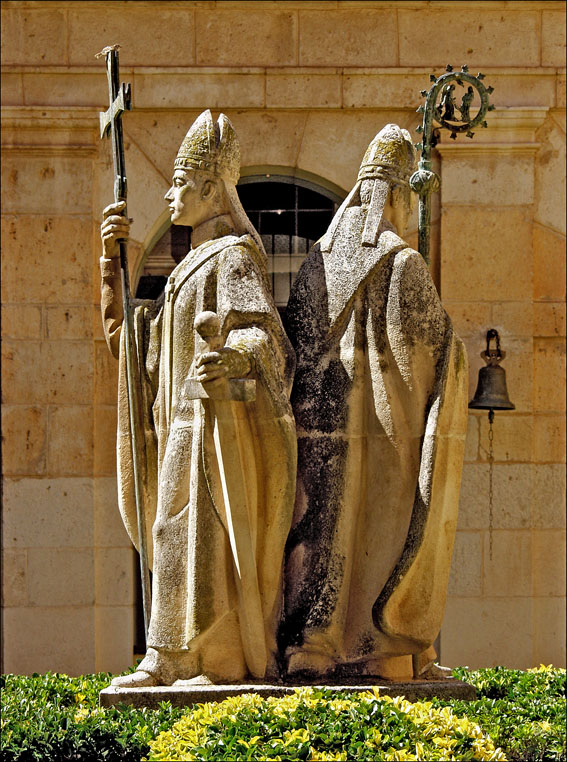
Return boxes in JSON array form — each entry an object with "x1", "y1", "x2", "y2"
[{"x1": 100, "y1": 679, "x2": 476, "y2": 709}]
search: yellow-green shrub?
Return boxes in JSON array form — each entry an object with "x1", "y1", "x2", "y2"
[{"x1": 146, "y1": 687, "x2": 506, "y2": 761}]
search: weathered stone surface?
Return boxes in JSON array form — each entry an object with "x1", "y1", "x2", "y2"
[
  {"x1": 534, "y1": 119, "x2": 566, "y2": 234},
  {"x1": 533, "y1": 597, "x2": 567, "y2": 667},
  {"x1": 399, "y1": 9, "x2": 539, "y2": 67},
  {"x1": 3, "y1": 477, "x2": 94, "y2": 548},
  {"x1": 441, "y1": 154, "x2": 535, "y2": 206},
  {"x1": 542, "y1": 10, "x2": 566, "y2": 67},
  {"x1": 558, "y1": 74, "x2": 567, "y2": 109},
  {"x1": 1, "y1": 549, "x2": 28, "y2": 607},
  {"x1": 1, "y1": 158, "x2": 93, "y2": 215},
  {"x1": 343, "y1": 73, "x2": 427, "y2": 110},
  {"x1": 533, "y1": 225, "x2": 566, "y2": 301},
  {"x1": 1, "y1": 216, "x2": 92, "y2": 303},
  {"x1": 95, "y1": 548, "x2": 134, "y2": 607},
  {"x1": 486, "y1": 73, "x2": 557, "y2": 108},
  {"x1": 1, "y1": 340, "x2": 93, "y2": 405},
  {"x1": 441, "y1": 207, "x2": 533, "y2": 302},
  {"x1": 284, "y1": 125, "x2": 467, "y2": 679},
  {"x1": 492, "y1": 302, "x2": 534, "y2": 339},
  {"x1": 532, "y1": 465, "x2": 566, "y2": 529},
  {"x1": 1, "y1": 404, "x2": 47, "y2": 476},
  {"x1": 533, "y1": 530, "x2": 566, "y2": 596},
  {"x1": 27, "y1": 548, "x2": 95, "y2": 606},
  {"x1": 478, "y1": 414, "x2": 533, "y2": 463},
  {"x1": 1, "y1": 7, "x2": 67, "y2": 66},
  {"x1": 68, "y1": 8, "x2": 195, "y2": 67},
  {"x1": 48, "y1": 405, "x2": 93, "y2": 476},
  {"x1": 22, "y1": 72, "x2": 107, "y2": 108},
  {"x1": 464, "y1": 415, "x2": 480, "y2": 462},
  {"x1": 94, "y1": 342, "x2": 119, "y2": 406},
  {"x1": 46, "y1": 305, "x2": 93, "y2": 340},
  {"x1": 266, "y1": 72, "x2": 341, "y2": 109},
  {"x1": 534, "y1": 338, "x2": 566, "y2": 413},
  {"x1": 101, "y1": 111, "x2": 297, "y2": 686},
  {"x1": 196, "y1": 9, "x2": 296, "y2": 66},
  {"x1": 134, "y1": 72, "x2": 265, "y2": 111},
  {"x1": 533, "y1": 415, "x2": 566, "y2": 463},
  {"x1": 483, "y1": 530, "x2": 532, "y2": 597},
  {"x1": 230, "y1": 110, "x2": 309, "y2": 172},
  {"x1": 0, "y1": 72, "x2": 23, "y2": 106},
  {"x1": 100, "y1": 679, "x2": 476, "y2": 709},
  {"x1": 1, "y1": 304, "x2": 42, "y2": 340},
  {"x1": 95, "y1": 606, "x2": 134, "y2": 674},
  {"x1": 94, "y1": 477, "x2": 131, "y2": 548},
  {"x1": 94, "y1": 406, "x2": 118, "y2": 477},
  {"x1": 299, "y1": 10, "x2": 397, "y2": 67},
  {"x1": 444, "y1": 302, "x2": 491, "y2": 339},
  {"x1": 458, "y1": 463, "x2": 535, "y2": 530},
  {"x1": 534, "y1": 303, "x2": 566, "y2": 338},
  {"x1": 448, "y1": 531, "x2": 482, "y2": 597},
  {"x1": 297, "y1": 110, "x2": 413, "y2": 193},
  {"x1": 442, "y1": 597, "x2": 533, "y2": 669},
  {"x1": 2, "y1": 606, "x2": 95, "y2": 676}
]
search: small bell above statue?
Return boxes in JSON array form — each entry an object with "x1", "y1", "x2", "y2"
[{"x1": 469, "y1": 329, "x2": 515, "y2": 411}]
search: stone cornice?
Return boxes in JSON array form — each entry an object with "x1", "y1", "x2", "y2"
[
  {"x1": 437, "y1": 107, "x2": 549, "y2": 147},
  {"x1": 1, "y1": 107, "x2": 99, "y2": 154},
  {"x1": 2, "y1": 0, "x2": 566, "y2": 8}
]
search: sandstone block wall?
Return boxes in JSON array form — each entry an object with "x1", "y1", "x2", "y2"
[{"x1": 2, "y1": 0, "x2": 565, "y2": 675}]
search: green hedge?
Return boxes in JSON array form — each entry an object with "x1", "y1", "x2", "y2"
[{"x1": 1, "y1": 666, "x2": 565, "y2": 761}]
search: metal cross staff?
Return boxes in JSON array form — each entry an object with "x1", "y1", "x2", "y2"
[
  {"x1": 410, "y1": 64, "x2": 495, "y2": 265},
  {"x1": 96, "y1": 45, "x2": 152, "y2": 637}
]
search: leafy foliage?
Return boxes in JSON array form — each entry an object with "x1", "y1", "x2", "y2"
[
  {"x1": 146, "y1": 688, "x2": 504, "y2": 761},
  {"x1": 1, "y1": 666, "x2": 564, "y2": 762},
  {"x1": 0, "y1": 671, "x2": 185, "y2": 762},
  {"x1": 444, "y1": 665, "x2": 566, "y2": 762}
]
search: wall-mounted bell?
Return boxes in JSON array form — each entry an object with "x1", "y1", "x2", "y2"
[{"x1": 469, "y1": 329, "x2": 515, "y2": 411}]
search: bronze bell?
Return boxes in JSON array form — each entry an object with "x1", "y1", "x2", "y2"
[{"x1": 469, "y1": 329, "x2": 515, "y2": 411}]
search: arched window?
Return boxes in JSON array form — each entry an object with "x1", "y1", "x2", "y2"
[{"x1": 135, "y1": 174, "x2": 343, "y2": 318}]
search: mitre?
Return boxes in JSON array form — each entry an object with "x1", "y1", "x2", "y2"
[
  {"x1": 357, "y1": 123, "x2": 416, "y2": 185},
  {"x1": 174, "y1": 109, "x2": 240, "y2": 185}
]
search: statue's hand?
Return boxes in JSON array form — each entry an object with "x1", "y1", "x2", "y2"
[
  {"x1": 195, "y1": 348, "x2": 251, "y2": 383},
  {"x1": 101, "y1": 200, "x2": 130, "y2": 259}
]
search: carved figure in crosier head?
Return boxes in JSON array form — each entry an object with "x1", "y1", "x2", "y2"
[
  {"x1": 100, "y1": 110, "x2": 296, "y2": 686},
  {"x1": 282, "y1": 124, "x2": 468, "y2": 681},
  {"x1": 459, "y1": 86, "x2": 475, "y2": 122},
  {"x1": 439, "y1": 83, "x2": 457, "y2": 121}
]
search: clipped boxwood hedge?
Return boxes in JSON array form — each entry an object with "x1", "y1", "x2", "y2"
[{"x1": 1, "y1": 666, "x2": 565, "y2": 761}]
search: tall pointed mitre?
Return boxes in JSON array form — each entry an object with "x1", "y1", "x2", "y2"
[
  {"x1": 357, "y1": 123, "x2": 416, "y2": 184},
  {"x1": 173, "y1": 110, "x2": 268, "y2": 259},
  {"x1": 321, "y1": 123, "x2": 417, "y2": 250},
  {"x1": 174, "y1": 109, "x2": 240, "y2": 185}
]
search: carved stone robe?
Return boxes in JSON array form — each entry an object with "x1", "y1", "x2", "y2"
[
  {"x1": 101, "y1": 219, "x2": 296, "y2": 680},
  {"x1": 283, "y1": 209, "x2": 467, "y2": 677}
]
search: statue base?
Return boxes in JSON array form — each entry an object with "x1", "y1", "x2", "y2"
[{"x1": 99, "y1": 677, "x2": 476, "y2": 709}]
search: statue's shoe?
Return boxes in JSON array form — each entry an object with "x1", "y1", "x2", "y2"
[{"x1": 110, "y1": 670, "x2": 159, "y2": 688}]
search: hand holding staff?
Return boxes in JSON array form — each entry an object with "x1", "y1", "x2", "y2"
[{"x1": 97, "y1": 45, "x2": 152, "y2": 638}]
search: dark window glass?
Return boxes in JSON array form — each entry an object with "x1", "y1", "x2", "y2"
[{"x1": 135, "y1": 177, "x2": 341, "y2": 313}]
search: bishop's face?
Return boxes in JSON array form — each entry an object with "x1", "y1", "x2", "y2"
[{"x1": 164, "y1": 169, "x2": 206, "y2": 228}]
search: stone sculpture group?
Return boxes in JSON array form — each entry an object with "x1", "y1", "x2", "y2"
[{"x1": 100, "y1": 110, "x2": 467, "y2": 688}]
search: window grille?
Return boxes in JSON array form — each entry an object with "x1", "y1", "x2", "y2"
[{"x1": 136, "y1": 176, "x2": 341, "y2": 318}]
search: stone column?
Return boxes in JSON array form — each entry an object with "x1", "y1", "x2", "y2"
[{"x1": 436, "y1": 107, "x2": 565, "y2": 668}]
